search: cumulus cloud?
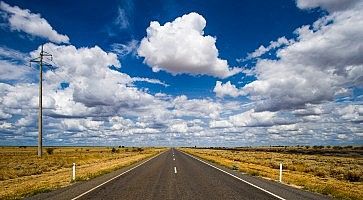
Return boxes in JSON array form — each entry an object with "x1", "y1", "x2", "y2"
[
  {"x1": 172, "y1": 95, "x2": 222, "y2": 119},
  {"x1": 292, "y1": 104, "x2": 325, "y2": 116},
  {"x1": 0, "y1": 46, "x2": 34, "y2": 82},
  {"x1": 228, "y1": 109, "x2": 294, "y2": 127},
  {"x1": 169, "y1": 121, "x2": 188, "y2": 133},
  {"x1": 336, "y1": 104, "x2": 363, "y2": 122},
  {"x1": 209, "y1": 120, "x2": 233, "y2": 128},
  {"x1": 267, "y1": 124, "x2": 300, "y2": 134},
  {"x1": 0, "y1": 43, "x2": 247, "y2": 146},
  {"x1": 0, "y1": 60, "x2": 33, "y2": 81},
  {"x1": 241, "y1": 1, "x2": 363, "y2": 111},
  {"x1": 0, "y1": 1, "x2": 69, "y2": 43},
  {"x1": 138, "y1": 12, "x2": 241, "y2": 78},
  {"x1": 1, "y1": 4, "x2": 363, "y2": 146},
  {"x1": 214, "y1": 81, "x2": 244, "y2": 98}
]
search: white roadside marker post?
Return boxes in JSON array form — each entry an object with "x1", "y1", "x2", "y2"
[
  {"x1": 72, "y1": 163, "x2": 76, "y2": 181},
  {"x1": 279, "y1": 163, "x2": 282, "y2": 183}
]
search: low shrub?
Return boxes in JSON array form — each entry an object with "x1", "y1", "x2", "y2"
[
  {"x1": 111, "y1": 147, "x2": 120, "y2": 153},
  {"x1": 231, "y1": 164, "x2": 239, "y2": 170},
  {"x1": 344, "y1": 170, "x2": 361, "y2": 182},
  {"x1": 46, "y1": 148, "x2": 55, "y2": 155},
  {"x1": 250, "y1": 170, "x2": 260, "y2": 176}
]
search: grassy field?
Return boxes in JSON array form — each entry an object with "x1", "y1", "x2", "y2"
[
  {"x1": 181, "y1": 147, "x2": 363, "y2": 200},
  {"x1": 0, "y1": 146, "x2": 165, "y2": 199}
]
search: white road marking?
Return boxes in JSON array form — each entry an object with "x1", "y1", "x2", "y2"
[
  {"x1": 181, "y1": 151, "x2": 286, "y2": 200},
  {"x1": 70, "y1": 152, "x2": 164, "y2": 200},
  {"x1": 174, "y1": 167, "x2": 177, "y2": 174},
  {"x1": 173, "y1": 158, "x2": 175, "y2": 161}
]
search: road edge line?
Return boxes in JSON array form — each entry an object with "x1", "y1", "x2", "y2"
[
  {"x1": 71, "y1": 151, "x2": 165, "y2": 200},
  {"x1": 179, "y1": 150, "x2": 286, "y2": 200}
]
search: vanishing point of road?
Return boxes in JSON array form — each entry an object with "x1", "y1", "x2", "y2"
[{"x1": 29, "y1": 149, "x2": 331, "y2": 200}]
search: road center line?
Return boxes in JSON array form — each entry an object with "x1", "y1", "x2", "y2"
[
  {"x1": 181, "y1": 151, "x2": 286, "y2": 200},
  {"x1": 174, "y1": 167, "x2": 177, "y2": 174},
  {"x1": 173, "y1": 158, "x2": 175, "y2": 161},
  {"x1": 70, "y1": 151, "x2": 164, "y2": 200}
]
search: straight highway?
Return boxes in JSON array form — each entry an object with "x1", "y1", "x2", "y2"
[{"x1": 29, "y1": 149, "x2": 331, "y2": 200}]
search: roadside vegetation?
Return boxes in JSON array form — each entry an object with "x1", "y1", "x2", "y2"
[
  {"x1": 0, "y1": 146, "x2": 165, "y2": 199},
  {"x1": 181, "y1": 146, "x2": 363, "y2": 200}
]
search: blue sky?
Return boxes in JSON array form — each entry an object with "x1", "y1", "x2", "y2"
[{"x1": 0, "y1": 0, "x2": 362, "y2": 146}]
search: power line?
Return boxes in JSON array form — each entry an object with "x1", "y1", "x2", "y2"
[{"x1": 29, "y1": 44, "x2": 55, "y2": 158}]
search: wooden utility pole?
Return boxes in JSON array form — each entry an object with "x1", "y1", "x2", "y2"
[{"x1": 30, "y1": 44, "x2": 53, "y2": 157}]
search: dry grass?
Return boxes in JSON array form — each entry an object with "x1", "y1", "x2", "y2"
[
  {"x1": 181, "y1": 147, "x2": 363, "y2": 200},
  {"x1": 0, "y1": 146, "x2": 165, "y2": 199}
]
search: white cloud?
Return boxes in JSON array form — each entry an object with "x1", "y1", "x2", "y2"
[
  {"x1": 0, "y1": 46, "x2": 34, "y2": 82},
  {"x1": 111, "y1": 39, "x2": 138, "y2": 57},
  {"x1": 0, "y1": 46, "x2": 28, "y2": 62},
  {"x1": 114, "y1": 7, "x2": 129, "y2": 29},
  {"x1": 242, "y1": 1, "x2": 363, "y2": 111},
  {"x1": 132, "y1": 77, "x2": 169, "y2": 87},
  {"x1": 267, "y1": 124, "x2": 299, "y2": 134},
  {"x1": 172, "y1": 95, "x2": 222, "y2": 119},
  {"x1": 229, "y1": 109, "x2": 276, "y2": 127},
  {"x1": 0, "y1": 60, "x2": 33, "y2": 81},
  {"x1": 16, "y1": 115, "x2": 36, "y2": 127},
  {"x1": 209, "y1": 120, "x2": 233, "y2": 128},
  {"x1": 292, "y1": 104, "x2": 325, "y2": 116},
  {"x1": 228, "y1": 109, "x2": 295, "y2": 127},
  {"x1": 243, "y1": 37, "x2": 292, "y2": 60},
  {"x1": 0, "y1": 110, "x2": 11, "y2": 119},
  {"x1": 336, "y1": 104, "x2": 363, "y2": 122},
  {"x1": 214, "y1": 81, "x2": 244, "y2": 98},
  {"x1": 0, "y1": 1, "x2": 69, "y2": 43},
  {"x1": 138, "y1": 12, "x2": 241, "y2": 78},
  {"x1": 296, "y1": 0, "x2": 361, "y2": 12},
  {"x1": 30, "y1": 43, "x2": 134, "y2": 108},
  {"x1": 1, "y1": 5, "x2": 363, "y2": 146},
  {"x1": 0, "y1": 122, "x2": 11, "y2": 129},
  {"x1": 169, "y1": 121, "x2": 188, "y2": 133}
]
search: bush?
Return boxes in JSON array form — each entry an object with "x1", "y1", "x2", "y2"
[
  {"x1": 111, "y1": 147, "x2": 119, "y2": 153},
  {"x1": 345, "y1": 170, "x2": 361, "y2": 182},
  {"x1": 269, "y1": 162, "x2": 280, "y2": 169},
  {"x1": 333, "y1": 146, "x2": 343, "y2": 150},
  {"x1": 131, "y1": 147, "x2": 144, "y2": 152},
  {"x1": 231, "y1": 164, "x2": 239, "y2": 170},
  {"x1": 250, "y1": 171, "x2": 260, "y2": 176},
  {"x1": 314, "y1": 168, "x2": 327, "y2": 178},
  {"x1": 46, "y1": 148, "x2": 55, "y2": 155}
]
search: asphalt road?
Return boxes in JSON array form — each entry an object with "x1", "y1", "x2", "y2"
[{"x1": 29, "y1": 149, "x2": 331, "y2": 200}]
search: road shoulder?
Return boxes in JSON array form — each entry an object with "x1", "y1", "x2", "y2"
[
  {"x1": 26, "y1": 151, "x2": 164, "y2": 200},
  {"x1": 179, "y1": 150, "x2": 332, "y2": 200}
]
